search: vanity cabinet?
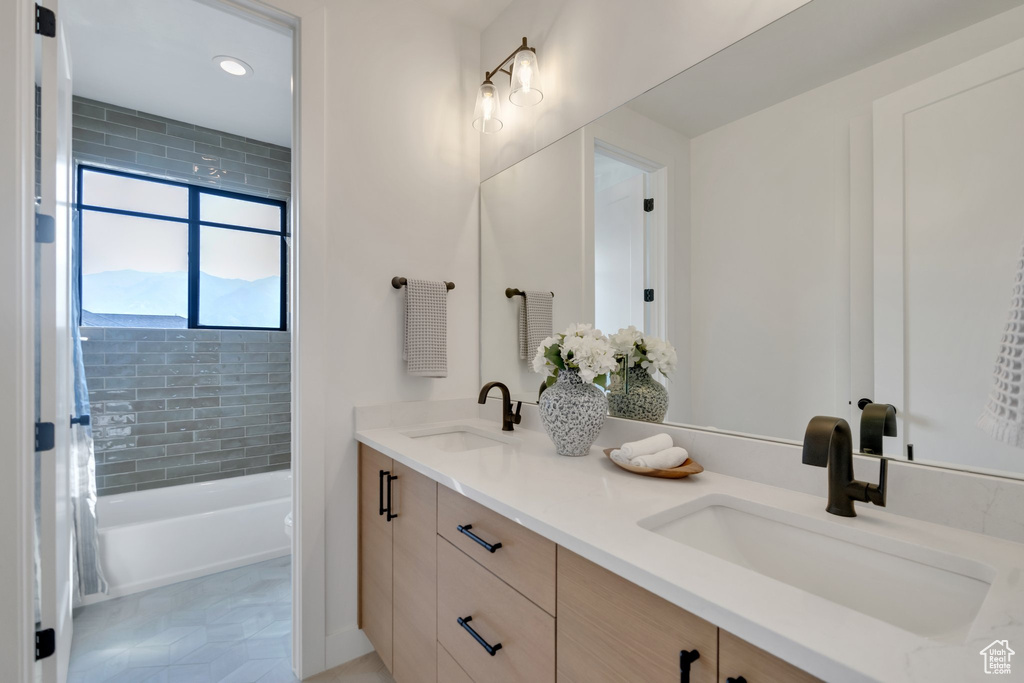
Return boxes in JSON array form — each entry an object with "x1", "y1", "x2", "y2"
[
  {"x1": 358, "y1": 441, "x2": 820, "y2": 683},
  {"x1": 557, "y1": 547, "x2": 717, "y2": 683},
  {"x1": 718, "y1": 630, "x2": 821, "y2": 683},
  {"x1": 358, "y1": 445, "x2": 437, "y2": 683}
]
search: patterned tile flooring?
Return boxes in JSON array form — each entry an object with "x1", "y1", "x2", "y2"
[{"x1": 69, "y1": 557, "x2": 395, "y2": 683}]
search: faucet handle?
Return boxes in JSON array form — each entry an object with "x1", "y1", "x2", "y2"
[
  {"x1": 866, "y1": 457, "x2": 888, "y2": 507},
  {"x1": 513, "y1": 401, "x2": 522, "y2": 425}
]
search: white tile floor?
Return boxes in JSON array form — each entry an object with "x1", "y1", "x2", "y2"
[{"x1": 69, "y1": 557, "x2": 395, "y2": 683}]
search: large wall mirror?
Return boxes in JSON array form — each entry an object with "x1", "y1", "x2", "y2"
[{"x1": 480, "y1": 0, "x2": 1024, "y2": 480}]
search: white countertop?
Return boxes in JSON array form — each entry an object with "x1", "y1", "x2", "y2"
[{"x1": 356, "y1": 417, "x2": 1024, "y2": 683}]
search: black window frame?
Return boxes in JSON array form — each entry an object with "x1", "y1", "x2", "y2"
[{"x1": 75, "y1": 165, "x2": 288, "y2": 331}]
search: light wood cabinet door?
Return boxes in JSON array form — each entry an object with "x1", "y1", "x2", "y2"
[
  {"x1": 437, "y1": 485, "x2": 557, "y2": 615},
  {"x1": 437, "y1": 537, "x2": 555, "y2": 683},
  {"x1": 718, "y1": 630, "x2": 821, "y2": 683},
  {"x1": 359, "y1": 445, "x2": 394, "y2": 672},
  {"x1": 392, "y1": 463, "x2": 438, "y2": 683},
  {"x1": 557, "y1": 547, "x2": 717, "y2": 683}
]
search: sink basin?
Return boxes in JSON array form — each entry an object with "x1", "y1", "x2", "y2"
[
  {"x1": 639, "y1": 495, "x2": 994, "y2": 642},
  {"x1": 400, "y1": 425, "x2": 518, "y2": 453}
]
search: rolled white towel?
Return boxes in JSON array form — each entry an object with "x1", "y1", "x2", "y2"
[
  {"x1": 610, "y1": 433, "x2": 673, "y2": 461},
  {"x1": 632, "y1": 446, "x2": 689, "y2": 470}
]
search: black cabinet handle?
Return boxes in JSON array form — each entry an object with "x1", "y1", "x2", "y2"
[
  {"x1": 378, "y1": 470, "x2": 387, "y2": 516},
  {"x1": 679, "y1": 649, "x2": 700, "y2": 683},
  {"x1": 457, "y1": 616, "x2": 502, "y2": 656},
  {"x1": 386, "y1": 472, "x2": 398, "y2": 521},
  {"x1": 726, "y1": 678, "x2": 747, "y2": 683},
  {"x1": 457, "y1": 524, "x2": 502, "y2": 553}
]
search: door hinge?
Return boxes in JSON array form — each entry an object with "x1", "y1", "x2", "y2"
[
  {"x1": 35, "y1": 4, "x2": 56, "y2": 37},
  {"x1": 35, "y1": 213, "x2": 55, "y2": 244},
  {"x1": 70, "y1": 414, "x2": 91, "y2": 427},
  {"x1": 35, "y1": 628, "x2": 55, "y2": 660},
  {"x1": 643, "y1": 197, "x2": 654, "y2": 212},
  {"x1": 644, "y1": 288, "x2": 655, "y2": 302},
  {"x1": 35, "y1": 422, "x2": 55, "y2": 452}
]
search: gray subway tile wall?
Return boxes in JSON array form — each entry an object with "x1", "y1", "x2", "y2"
[
  {"x1": 83, "y1": 328, "x2": 291, "y2": 496},
  {"x1": 72, "y1": 99, "x2": 292, "y2": 495},
  {"x1": 71, "y1": 96, "x2": 290, "y2": 200}
]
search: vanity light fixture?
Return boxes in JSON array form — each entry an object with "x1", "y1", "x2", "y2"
[
  {"x1": 473, "y1": 37, "x2": 543, "y2": 133},
  {"x1": 213, "y1": 55, "x2": 253, "y2": 77}
]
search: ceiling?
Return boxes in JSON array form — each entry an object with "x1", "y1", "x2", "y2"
[
  {"x1": 417, "y1": 0, "x2": 516, "y2": 29},
  {"x1": 63, "y1": 0, "x2": 292, "y2": 147},
  {"x1": 627, "y1": 0, "x2": 1024, "y2": 139}
]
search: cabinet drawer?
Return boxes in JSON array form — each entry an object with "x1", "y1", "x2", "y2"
[
  {"x1": 437, "y1": 537, "x2": 555, "y2": 683},
  {"x1": 437, "y1": 485, "x2": 557, "y2": 615},
  {"x1": 438, "y1": 642, "x2": 475, "y2": 683},
  {"x1": 557, "y1": 547, "x2": 717, "y2": 683},
  {"x1": 718, "y1": 630, "x2": 821, "y2": 683}
]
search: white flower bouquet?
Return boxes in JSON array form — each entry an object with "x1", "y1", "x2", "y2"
[
  {"x1": 532, "y1": 323, "x2": 619, "y2": 387},
  {"x1": 609, "y1": 325, "x2": 678, "y2": 377}
]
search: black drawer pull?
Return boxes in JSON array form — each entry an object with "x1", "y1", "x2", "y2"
[
  {"x1": 378, "y1": 470, "x2": 387, "y2": 516},
  {"x1": 386, "y1": 472, "x2": 398, "y2": 521},
  {"x1": 726, "y1": 678, "x2": 746, "y2": 683},
  {"x1": 457, "y1": 524, "x2": 502, "y2": 553},
  {"x1": 679, "y1": 649, "x2": 700, "y2": 683},
  {"x1": 457, "y1": 616, "x2": 502, "y2": 656}
]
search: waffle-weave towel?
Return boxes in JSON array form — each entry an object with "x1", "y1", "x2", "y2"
[
  {"x1": 518, "y1": 290, "x2": 553, "y2": 360},
  {"x1": 979, "y1": 235, "x2": 1024, "y2": 447},
  {"x1": 403, "y1": 279, "x2": 448, "y2": 378}
]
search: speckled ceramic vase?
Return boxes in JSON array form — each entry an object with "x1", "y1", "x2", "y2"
[
  {"x1": 608, "y1": 366, "x2": 669, "y2": 423},
  {"x1": 538, "y1": 368, "x2": 608, "y2": 457}
]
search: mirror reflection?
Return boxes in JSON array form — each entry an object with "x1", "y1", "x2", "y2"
[{"x1": 480, "y1": 0, "x2": 1024, "y2": 478}]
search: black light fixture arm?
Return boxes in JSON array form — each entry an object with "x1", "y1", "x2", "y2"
[{"x1": 484, "y1": 37, "x2": 534, "y2": 83}]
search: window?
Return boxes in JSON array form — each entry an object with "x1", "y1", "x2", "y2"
[{"x1": 77, "y1": 166, "x2": 287, "y2": 330}]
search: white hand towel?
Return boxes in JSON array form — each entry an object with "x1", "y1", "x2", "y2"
[
  {"x1": 403, "y1": 279, "x2": 448, "y2": 378},
  {"x1": 518, "y1": 290, "x2": 553, "y2": 360},
  {"x1": 632, "y1": 447, "x2": 689, "y2": 470},
  {"x1": 979, "y1": 234, "x2": 1024, "y2": 447},
  {"x1": 610, "y1": 433, "x2": 673, "y2": 460}
]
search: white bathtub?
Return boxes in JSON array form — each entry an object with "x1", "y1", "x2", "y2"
[{"x1": 87, "y1": 470, "x2": 292, "y2": 603}]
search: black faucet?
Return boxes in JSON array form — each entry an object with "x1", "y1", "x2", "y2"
[
  {"x1": 857, "y1": 399, "x2": 898, "y2": 455},
  {"x1": 478, "y1": 381, "x2": 522, "y2": 432},
  {"x1": 802, "y1": 416, "x2": 888, "y2": 517}
]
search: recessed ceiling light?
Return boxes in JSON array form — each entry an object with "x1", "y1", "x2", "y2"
[{"x1": 213, "y1": 55, "x2": 253, "y2": 77}]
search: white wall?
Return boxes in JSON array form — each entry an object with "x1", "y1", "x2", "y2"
[
  {"x1": 0, "y1": 0, "x2": 38, "y2": 680},
  {"x1": 480, "y1": 130, "x2": 584, "y2": 400},
  {"x1": 479, "y1": 0, "x2": 812, "y2": 179},
  {"x1": 687, "y1": 3, "x2": 1024, "y2": 444},
  {"x1": 305, "y1": 0, "x2": 482, "y2": 668}
]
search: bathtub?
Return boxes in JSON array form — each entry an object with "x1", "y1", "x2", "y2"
[{"x1": 87, "y1": 470, "x2": 292, "y2": 603}]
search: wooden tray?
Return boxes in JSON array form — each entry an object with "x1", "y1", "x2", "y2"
[{"x1": 603, "y1": 448, "x2": 704, "y2": 479}]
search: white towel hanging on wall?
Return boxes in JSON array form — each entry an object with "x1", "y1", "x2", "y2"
[
  {"x1": 979, "y1": 235, "x2": 1024, "y2": 448},
  {"x1": 402, "y1": 278, "x2": 448, "y2": 378}
]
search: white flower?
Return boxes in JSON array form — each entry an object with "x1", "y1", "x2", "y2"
[
  {"x1": 532, "y1": 336, "x2": 558, "y2": 375},
  {"x1": 642, "y1": 336, "x2": 678, "y2": 376},
  {"x1": 610, "y1": 326, "x2": 644, "y2": 366},
  {"x1": 561, "y1": 322, "x2": 603, "y2": 339}
]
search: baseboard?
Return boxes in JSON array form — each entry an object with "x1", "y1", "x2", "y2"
[
  {"x1": 80, "y1": 547, "x2": 291, "y2": 606},
  {"x1": 325, "y1": 626, "x2": 374, "y2": 671}
]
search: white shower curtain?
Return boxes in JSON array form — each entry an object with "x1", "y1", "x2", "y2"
[{"x1": 70, "y1": 218, "x2": 107, "y2": 601}]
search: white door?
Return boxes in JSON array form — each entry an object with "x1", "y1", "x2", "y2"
[
  {"x1": 36, "y1": 0, "x2": 75, "y2": 680},
  {"x1": 874, "y1": 37, "x2": 1024, "y2": 471}
]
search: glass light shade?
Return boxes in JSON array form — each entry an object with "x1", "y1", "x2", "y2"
[
  {"x1": 509, "y1": 48, "x2": 543, "y2": 107},
  {"x1": 473, "y1": 81, "x2": 503, "y2": 133}
]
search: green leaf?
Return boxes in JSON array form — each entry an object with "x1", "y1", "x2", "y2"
[
  {"x1": 545, "y1": 375, "x2": 557, "y2": 387},
  {"x1": 544, "y1": 344, "x2": 565, "y2": 370},
  {"x1": 594, "y1": 373, "x2": 608, "y2": 388}
]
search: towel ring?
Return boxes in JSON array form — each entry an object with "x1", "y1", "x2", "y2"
[
  {"x1": 505, "y1": 288, "x2": 554, "y2": 298},
  {"x1": 392, "y1": 277, "x2": 455, "y2": 291}
]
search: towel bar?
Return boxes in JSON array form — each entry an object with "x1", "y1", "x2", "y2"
[
  {"x1": 392, "y1": 276, "x2": 454, "y2": 291},
  {"x1": 505, "y1": 288, "x2": 554, "y2": 298}
]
